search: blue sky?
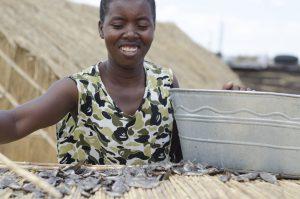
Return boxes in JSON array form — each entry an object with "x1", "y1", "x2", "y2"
[{"x1": 71, "y1": 0, "x2": 300, "y2": 58}]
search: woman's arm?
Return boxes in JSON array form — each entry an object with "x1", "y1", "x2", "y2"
[
  {"x1": 0, "y1": 78, "x2": 78, "y2": 144},
  {"x1": 170, "y1": 75, "x2": 183, "y2": 163}
]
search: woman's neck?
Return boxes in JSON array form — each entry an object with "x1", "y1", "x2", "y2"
[{"x1": 101, "y1": 59, "x2": 145, "y2": 87}]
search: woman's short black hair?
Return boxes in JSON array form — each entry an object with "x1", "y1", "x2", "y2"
[{"x1": 100, "y1": 0, "x2": 156, "y2": 24}]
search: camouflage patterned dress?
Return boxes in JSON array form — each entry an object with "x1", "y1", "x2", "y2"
[{"x1": 56, "y1": 61, "x2": 175, "y2": 165}]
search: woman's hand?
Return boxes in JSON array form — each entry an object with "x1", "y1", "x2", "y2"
[{"x1": 222, "y1": 82, "x2": 252, "y2": 91}]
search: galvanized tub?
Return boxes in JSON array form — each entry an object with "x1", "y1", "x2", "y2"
[{"x1": 170, "y1": 89, "x2": 300, "y2": 176}]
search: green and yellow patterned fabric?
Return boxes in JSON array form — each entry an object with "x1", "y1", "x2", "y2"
[{"x1": 56, "y1": 61, "x2": 174, "y2": 165}]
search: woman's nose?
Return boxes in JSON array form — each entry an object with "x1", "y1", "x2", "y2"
[{"x1": 123, "y1": 25, "x2": 138, "y2": 39}]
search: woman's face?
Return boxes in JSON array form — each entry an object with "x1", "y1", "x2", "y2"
[{"x1": 99, "y1": 0, "x2": 155, "y2": 68}]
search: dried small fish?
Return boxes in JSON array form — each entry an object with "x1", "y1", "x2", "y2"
[
  {"x1": 0, "y1": 168, "x2": 8, "y2": 173},
  {"x1": 171, "y1": 161, "x2": 197, "y2": 175},
  {"x1": 206, "y1": 168, "x2": 222, "y2": 176},
  {"x1": 45, "y1": 177, "x2": 59, "y2": 186},
  {"x1": 219, "y1": 172, "x2": 232, "y2": 183},
  {"x1": 183, "y1": 171, "x2": 206, "y2": 176},
  {"x1": 145, "y1": 165, "x2": 167, "y2": 176},
  {"x1": 56, "y1": 184, "x2": 71, "y2": 195},
  {"x1": 1, "y1": 160, "x2": 289, "y2": 198},
  {"x1": 56, "y1": 169, "x2": 67, "y2": 178},
  {"x1": 259, "y1": 172, "x2": 277, "y2": 184},
  {"x1": 81, "y1": 190, "x2": 91, "y2": 198},
  {"x1": 9, "y1": 191, "x2": 24, "y2": 198},
  {"x1": 64, "y1": 178, "x2": 76, "y2": 187},
  {"x1": 232, "y1": 173, "x2": 259, "y2": 182},
  {"x1": 183, "y1": 161, "x2": 195, "y2": 172},
  {"x1": 0, "y1": 177, "x2": 13, "y2": 189},
  {"x1": 8, "y1": 182, "x2": 22, "y2": 190},
  {"x1": 22, "y1": 183, "x2": 39, "y2": 193},
  {"x1": 82, "y1": 170, "x2": 94, "y2": 178},
  {"x1": 64, "y1": 169, "x2": 75, "y2": 176},
  {"x1": 38, "y1": 170, "x2": 56, "y2": 179},
  {"x1": 126, "y1": 176, "x2": 161, "y2": 189},
  {"x1": 242, "y1": 173, "x2": 259, "y2": 181},
  {"x1": 79, "y1": 177, "x2": 100, "y2": 192},
  {"x1": 99, "y1": 169, "x2": 122, "y2": 177},
  {"x1": 69, "y1": 173, "x2": 81, "y2": 181},
  {"x1": 184, "y1": 168, "x2": 216, "y2": 176},
  {"x1": 277, "y1": 173, "x2": 300, "y2": 180},
  {"x1": 171, "y1": 161, "x2": 221, "y2": 176},
  {"x1": 33, "y1": 190, "x2": 45, "y2": 199},
  {"x1": 56, "y1": 161, "x2": 86, "y2": 179},
  {"x1": 123, "y1": 167, "x2": 146, "y2": 177},
  {"x1": 91, "y1": 171, "x2": 100, "y2": 178},
  {"x1": 90, "y1": 184, "x2": 102, "y2": 194},
  {"x1": 106, "y1": 177, "x2": 129, "y2": 197},
  {"x1": 62, "y1": 161, "x2": 85, "y2": 173},
  {"x1": 0, "y1": 175, "x2": 19, "y2": 189},
  {"x1": 160, "y1": 170, "x2": 172, "y2": 181},
  {"x1": 171, "y1": 167, "x2": 183, "y2": 175}
]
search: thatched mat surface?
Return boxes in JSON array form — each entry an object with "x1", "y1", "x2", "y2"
[
  {"x1": 0, "y1": 162, "x2": 300, "y2": 199},
  {"x1": 0, "y1": 0, "x2": 240, "y2": 163}
]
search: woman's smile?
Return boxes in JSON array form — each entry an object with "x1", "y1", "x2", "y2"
[
  {"x1": 120, "y1": 45, "x2": 138, "y2": 57},
  {"x1": 118, "y1": 41, "x2": 141, "y2": 58}
]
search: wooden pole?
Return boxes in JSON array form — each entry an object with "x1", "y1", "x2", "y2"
[{"x1": 0, "y1": 153, "x2": 62, "y2": 198}]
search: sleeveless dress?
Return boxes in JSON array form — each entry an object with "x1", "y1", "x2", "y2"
[{"x1": 56, "y1": 61, "x2": 175, "y2": 165}]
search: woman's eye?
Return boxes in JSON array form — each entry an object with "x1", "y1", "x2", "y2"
[
  {"x1": 137, "y1": 24, "x2": 149, "y2": 30},
  {"x1": 112, "y1": 24, "x2": 123, "y2": 29}
]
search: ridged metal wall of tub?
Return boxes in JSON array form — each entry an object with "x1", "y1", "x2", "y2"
[{"x1": 170, "y1": 89, "x2": 300, "y2": 176}]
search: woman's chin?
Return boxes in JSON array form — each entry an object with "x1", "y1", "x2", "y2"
[{"x1": 114, "y1": 56, "x2": 144, "y2": 68}]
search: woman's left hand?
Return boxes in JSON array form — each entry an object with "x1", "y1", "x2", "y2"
[{"x1": 222, "y1": 82, "x2": 252, "y2": 91}]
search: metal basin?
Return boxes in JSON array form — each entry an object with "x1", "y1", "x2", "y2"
[{"x1": 170, "y1": 89, "x2": 300, "y2": 176}]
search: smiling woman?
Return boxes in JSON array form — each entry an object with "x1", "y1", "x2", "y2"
[
  {"x1": 0, "y1": 0, "x2": 182, "y2": 165},
  {"x1": 56, "y1": 0, "x2": 181, "y2": 165}
]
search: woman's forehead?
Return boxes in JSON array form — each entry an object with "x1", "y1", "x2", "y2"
[{"x1": 106, "y1": 0, "x2": 153, "y2": 19}]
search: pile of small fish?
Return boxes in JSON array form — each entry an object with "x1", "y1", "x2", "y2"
[
  {"x1": 0, "y1": 161, "x2": 285, "y2": 198},
  {"x1": 219, "y1": 171, "x2": 277, "y2": 184},
  {"x1": 171, "y1": 161, "x2": 279, "y2": 184}
]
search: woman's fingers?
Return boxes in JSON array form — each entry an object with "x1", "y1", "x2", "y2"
[
  {"x1": 240, "y1": 86, "x2": 249, "y2": 91},
  {"x1": 222, "y1": 82, "x2": 234, "y2": 90},
  {"x1": 222, "y1": 82, "x2": 254, "y2": 91}
]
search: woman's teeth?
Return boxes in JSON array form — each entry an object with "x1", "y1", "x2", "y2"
[{"x1": 120, "y1": 46, "x2": 138, "y2": 54}]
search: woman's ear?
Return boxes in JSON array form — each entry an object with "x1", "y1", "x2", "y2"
[{"x1": 98, "y1": 21, "x2": 104, "y2": 39}]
